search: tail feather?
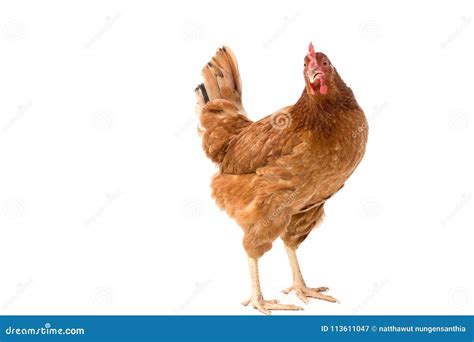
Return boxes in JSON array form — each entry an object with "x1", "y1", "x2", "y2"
[
  {"x1": 211, "y1": 47, "x2": 241, "y2": 95},
  {"x1": 195, "y1": 46, "x2": 244, "y2": 113},
  {"x1": 197, "y1": 83, "x2": 209, "y2": 103},
  {"x1": 195, "y1": 46, "x2": 251, "y2": 165},
  {"x1": 201, "y1": 62, "x2": 222, "y2": 102}
]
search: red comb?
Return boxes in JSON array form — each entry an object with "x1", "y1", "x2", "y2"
[
  {"x1": 308, "y1": 42, "x2": 317, "y2": 68},
  {"x1": 308, "y1": 42, "x2": 315, "y2": 56}
]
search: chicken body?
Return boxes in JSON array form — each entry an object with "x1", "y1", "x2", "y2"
[{"x1": 195, "y1": 46, "x2": 368, "y2": 314}]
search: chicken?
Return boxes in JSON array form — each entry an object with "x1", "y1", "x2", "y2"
[{"x1": 195, "y1": 43, "x2": 368, "y2": 314}]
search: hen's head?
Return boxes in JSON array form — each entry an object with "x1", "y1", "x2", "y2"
[{"x1": 304, "y1": 42, "x2": 334, "y2": 97}]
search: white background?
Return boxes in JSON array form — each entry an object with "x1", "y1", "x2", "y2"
[{"x1": 0, "y1": 0, "x2": 473, "y2": 315}]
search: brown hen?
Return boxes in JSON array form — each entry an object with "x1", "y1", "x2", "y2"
[{"x1": 195, "y1": 43, "x2": 368, "y2": 314}]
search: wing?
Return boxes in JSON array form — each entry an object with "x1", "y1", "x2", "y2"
[{"x1": 220, "y1": 106, "x2": 307, "y2": 175}]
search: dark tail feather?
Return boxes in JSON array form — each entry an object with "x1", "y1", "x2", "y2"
[
  {"x1": 198, "y1": 83, "x2": 209, "y2": 103},
  {"x1": 195, "y1": 83, "x2": 210, "y2": 108}
]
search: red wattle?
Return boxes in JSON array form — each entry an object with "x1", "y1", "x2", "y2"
[{"x1": 319, "y1": 79, "x2": 327, "y2": 95}]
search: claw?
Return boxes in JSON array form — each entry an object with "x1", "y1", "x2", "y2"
[
  {"x1": 283, "y1": 285, "x2": 338, "y2": 304},
  {"x1": 242, "y1": 297, "x2": 303, "y2": 315}
]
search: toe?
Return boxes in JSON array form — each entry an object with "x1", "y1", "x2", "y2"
[
  {"x1": 241, "y1": 299, "x2": 251, "y2": 306},
  {"x1": 295, "y1": 289, "x2": 309, "y2": 304},
  {"x1": 255, "y1": 304, "x2": 272, "y2": 315},
  {"x1": 308, "y1": 286, "x2": 329, "y2": 292},
  {"x1": 305, "y1": 290, "x2": 338, "y2": 303},
  {"x1": 267, "y1": 302, "x2": 303, "y2": 311},
  {"x1": 265, "y1": 299, "x2": 279, "y2": 304}
]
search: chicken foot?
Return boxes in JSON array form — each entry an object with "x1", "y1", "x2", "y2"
[
  {"x1": 282, "y1": 245, "x2": 338, "y2": 304},
  {"x1": 242, "y1": 257, "x2": 303, "y2": 315}
]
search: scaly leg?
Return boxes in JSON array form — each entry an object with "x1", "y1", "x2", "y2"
[
  {"x1": 282, "y1": 245, "x2": 338, "y2": 304},
  {"x1": 241, "y1": 256, "x2": 303, "y2": 315}
]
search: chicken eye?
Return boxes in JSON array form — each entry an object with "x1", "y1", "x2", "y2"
[{"x1": 323, "y1": 61, "x2": 328, "y2": 66}]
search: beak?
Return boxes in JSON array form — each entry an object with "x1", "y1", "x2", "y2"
[{"x1": 308, "y1": 68, "x2": 324, "y2": 83}]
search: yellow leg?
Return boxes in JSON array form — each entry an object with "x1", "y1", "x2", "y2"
[
  {"x1": 282, "y1": 245, "x2": 338, "y2": 304},
  {"x1": 241, "y1": 257, "x2": 303, "y2": 315}
]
